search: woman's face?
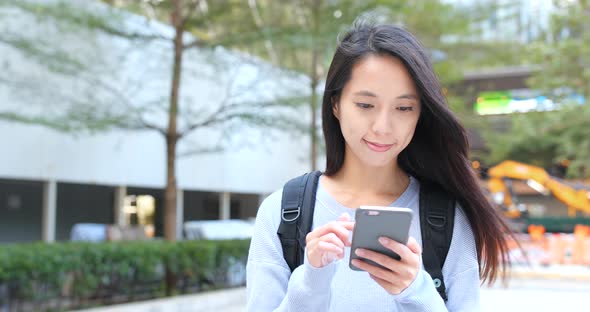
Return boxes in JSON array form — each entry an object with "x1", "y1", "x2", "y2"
[{"x1": 333, "y1": 54, "x2": 421, "y2": 169}]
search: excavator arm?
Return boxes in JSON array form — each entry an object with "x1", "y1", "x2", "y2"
[{"x1": 487, "y1": 160, "x2": 590, "y2": 216}]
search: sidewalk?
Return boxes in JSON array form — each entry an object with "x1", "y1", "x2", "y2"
[
  {"x1": 508, "y1": 264, "x2": 590, "y2": 281},
  {"x1": 71, "y1": 287, "x2": 246, "y2": 312}
]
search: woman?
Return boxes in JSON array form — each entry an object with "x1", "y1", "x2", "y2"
[{"x1": 246, "y1": 23, "x2": 510, "y2": 311}]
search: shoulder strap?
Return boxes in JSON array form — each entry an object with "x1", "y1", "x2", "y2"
[
  {"x1": 419, "y1": 181, "x2": 456, "y2": 302},
  {"x1": 278, "y1": 171, "x2": 322, "y2": 272}
]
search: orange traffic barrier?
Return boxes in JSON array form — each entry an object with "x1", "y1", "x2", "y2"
[
  {"x1": 528, "y1": 224, "x2": 546, "y2": 242},
  {"x1": 574, "y1": 224, "x2": 590, "y2": 237},
  {"x1": 584, "y1": 238, "x2": 590, "y2": 265},
  {"x1": 574, "y1": 225, "x2": 590, "y2": 265},
  {"x1": 505, "y1": 230, "x2": 590, "y2": 265},
  {"x1": 547, "y1": 234, "x2": 563, "y2": 264},
  {"x1": 562, "y1": 235, "x2": 576, "y2": 265}
]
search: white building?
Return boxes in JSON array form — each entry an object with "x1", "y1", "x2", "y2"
[
  {"x1": 445, "y1": 0, "x2": 554, "y2": 43},
  {"x1": 0, "y1": 0, "x2": 313, "y2": 242}
]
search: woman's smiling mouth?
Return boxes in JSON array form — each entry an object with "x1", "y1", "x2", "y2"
[{"x1": 364, "y1": 140, "x2": 394, "y2": 152}]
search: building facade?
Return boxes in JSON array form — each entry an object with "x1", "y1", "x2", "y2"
[{"x1": 0, "y1": 0, "x2": 312, "y2": 243}]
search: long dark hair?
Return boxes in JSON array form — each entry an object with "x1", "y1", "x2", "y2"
[{"x1": 321, "y1": 23, "x2": 510, "y2": 284}]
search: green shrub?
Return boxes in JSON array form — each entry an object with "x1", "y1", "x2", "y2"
[{"x1": 0, "y1": 239, "x2": 251, "y2": 310}]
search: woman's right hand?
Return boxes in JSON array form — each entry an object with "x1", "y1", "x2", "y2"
[{"x1": 305, "y1": 213, "x2": 355, "y2": 268}]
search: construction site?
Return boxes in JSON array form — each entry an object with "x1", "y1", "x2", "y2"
[{"x1": 477, "y1": 160, "x2": 590, "y2": 266}]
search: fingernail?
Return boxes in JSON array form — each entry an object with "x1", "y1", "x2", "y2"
[
  {"x1": 379, "y1": 237, "x2": 389, "y2": 245},
  {"x1": 355, "y1": 249, "x2": 364, "y2": 256}
]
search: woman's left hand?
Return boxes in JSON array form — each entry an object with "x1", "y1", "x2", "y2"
[{"x1": 350, "y1": 236, "x2": 422, "y2": 295}]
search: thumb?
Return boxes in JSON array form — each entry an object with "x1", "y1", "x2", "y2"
[
  {"x1": 338, "y1": 212, "x2": 353, "y2": 246},
  {"x1": 338, "y1": 212, "x2": 351, "y2": 222},
  {"x1": 407, "y1": 236, "x2": 422, "y2": 255}
]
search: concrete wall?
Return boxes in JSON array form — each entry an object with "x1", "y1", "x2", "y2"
[
  {"x1": 0, "y1": 1, "x2": 312, "y2": 195},
  {"x1": 0, "y1": 120, "x2": 310, "y2": 194}
]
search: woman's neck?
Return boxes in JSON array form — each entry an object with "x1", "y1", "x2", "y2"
[{"x1": 328, "y1": 153, "x2": 409, "y2": 198}]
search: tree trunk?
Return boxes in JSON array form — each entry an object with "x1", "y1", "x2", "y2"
[
  {"x1": 309, "y1": 0, "x2": 320, "y2": 171},
  {"x1": 164, "y1": 0, "x2": 184, "y2": 241}
]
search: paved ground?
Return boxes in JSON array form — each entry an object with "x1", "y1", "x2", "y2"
[
  {"x1": 72, "y1": 288, "x2": 246, "y2": 312},
  {"x1": 485, "y1": 264, "x2": 590, "y2": 311},
  {"x1": 73, "y1": 265, "x2": 590, "y2": 312},
  {"x1": 481, "y1": 278, "x2": 589, "y2": 312}
]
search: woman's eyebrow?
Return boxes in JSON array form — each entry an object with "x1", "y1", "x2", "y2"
[
  {"x1": 353, "y1": 90, "x2": 377, "y2": 97},
  {"x1": 353, "y1": 90, "x2": 418, "y2": 101},
  {"x1": 396, "y1": 94, "x2": 418, "y2": 100}
]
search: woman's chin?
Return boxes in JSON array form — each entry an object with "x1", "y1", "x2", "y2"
[{"x1": 362, "y1": 157, "x2": 397, "y2": 169}]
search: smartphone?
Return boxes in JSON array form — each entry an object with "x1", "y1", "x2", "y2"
[{"x1": 349, "y1": 206, "x2": 413, "y2": 271}]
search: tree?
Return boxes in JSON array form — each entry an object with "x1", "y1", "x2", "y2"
[
  {"x1": 528, "y1": 0, "x2": 590, "y2": 101},
  {"x1": 230, "y1": 0, "x2": 380, "y2": 170},
  {"x1": 482, "y1": 104, "x2": 590, "y2": 178},
  {"x1": 482, "y1": 0, "x2": 590, "y2": 177},
  {"x1": 0, "y1": 0, "x2": 306, "y2": 241},
  {"x1": 231, "y1": 0, "x2": 503, "y2": 169}
]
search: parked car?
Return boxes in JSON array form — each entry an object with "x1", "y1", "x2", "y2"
[{"x1": 183, "y1": 219, "x2": 253, "y2": 240}]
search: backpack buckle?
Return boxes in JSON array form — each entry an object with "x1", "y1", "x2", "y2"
[{"x1": 282, "y1": 206, "x2": 301, "y2": 222}]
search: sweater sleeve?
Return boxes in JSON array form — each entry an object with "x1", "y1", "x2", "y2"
[
  {"x1": 391, "y1": 204, "x2": 481, "y2": 311},
  {"x1": 246, "y1": 190, "x2": 337, "y2": 312}
]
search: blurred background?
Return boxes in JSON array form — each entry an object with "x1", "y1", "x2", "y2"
[{"x1": 0, "y1": 0, "x2": 588, "y2": 311}]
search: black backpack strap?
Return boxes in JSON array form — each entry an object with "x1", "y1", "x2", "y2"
[
  {"x1": 278, "y1": 171, "x2": 322, "y2": 272},
  {"x1": 419, "y1": 182, "x2": 455, "y2": 302}
]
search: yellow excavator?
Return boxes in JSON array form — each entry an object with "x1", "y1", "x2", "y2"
[{"x1": 484, "y1": 160, "x2": 590, "y2": 222}]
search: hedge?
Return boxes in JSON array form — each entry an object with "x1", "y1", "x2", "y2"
[{"x1": 0, "y1": 239, "x2": 250, "y2": 311}]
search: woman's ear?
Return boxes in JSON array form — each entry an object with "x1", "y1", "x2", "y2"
[{"x1": 332, "y1": 97, "x2": 340, "y2": 120}]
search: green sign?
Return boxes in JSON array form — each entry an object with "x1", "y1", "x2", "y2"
[{"x1": 473, "y1": 90, "x2": 585, "y2": 115}]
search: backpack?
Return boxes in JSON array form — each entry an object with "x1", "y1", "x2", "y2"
[{"x1": 277, "y1": 171, "x2": 455, "y2": 301}]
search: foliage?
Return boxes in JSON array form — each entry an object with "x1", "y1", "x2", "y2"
[
  {"x1": 483, "y1": 0, "x2": 590, "y2": 177},
  {"x1": 0, "y1": 239, "x2": 251, "y2": 311},
  {"x1": 527, "y1": 0, "x2": 590, "y2": 100},
  {"x1": 482, "y1": 103, "x2": 590, "y2": 177}
]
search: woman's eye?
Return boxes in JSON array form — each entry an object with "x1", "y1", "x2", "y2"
[
  {"x1": 356, "y1": 103, "x2": 373, "y2": 109},
  {"x1": 397, "y1": 106, "x2": 414, "y2": 112}
]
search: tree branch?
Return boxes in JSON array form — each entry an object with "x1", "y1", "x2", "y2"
[
  {"x1": 182, "y1": 38, "x2": 209, "y2": 50},
  {"x1": 181, "y1": 0, "x2": 200, "y2": 29},
  {"x1": 248, "y1": 0, "x2": 278, "y2": 64},
  {"x1": 0, "y1": 111, "x2": 72, "y2": 132},
  {"x1": 133, "y1": 117, "x2": 167, "y2": 136},
  {"x1": 177, "y1": 144, "x2": 224, "y2": 158},
  {"x1": 11, "y1": 0, "x2": 171, "y2": 43}
]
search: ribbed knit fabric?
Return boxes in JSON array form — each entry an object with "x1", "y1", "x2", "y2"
[{"x1": 247, "y1": 176, "x2": 480, "y2": 311}]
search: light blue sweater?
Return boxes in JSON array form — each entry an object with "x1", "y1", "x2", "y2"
[{"x1": 247, "y1": 176, "x2": 480, "y2": 311}]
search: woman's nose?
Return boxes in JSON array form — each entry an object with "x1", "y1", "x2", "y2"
[{"x1": 371, "y1": 111, "x2": 393, "y2": 136}]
